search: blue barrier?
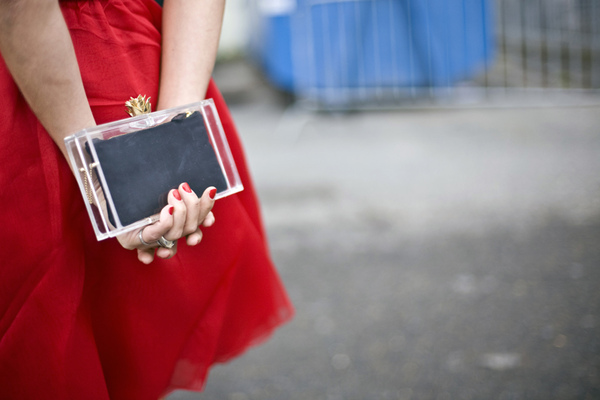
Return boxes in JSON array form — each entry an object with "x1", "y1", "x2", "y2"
[{"x1": 249, "y1": 0, "x2": 495, "y2": 103}]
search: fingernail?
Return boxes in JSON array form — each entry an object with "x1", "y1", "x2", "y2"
[
  {"x1": 209, "y1": 188, "x2": 217, "y2": 199},
  {"x1": 182, "y1": 182, "x2": 192, "y2": 193},
  {"x1": 169, "y1": 206, "x2": 174, "y2": 215},
  {"x1": 173, "y1": 190, "x2": 181, "y2": 201}
]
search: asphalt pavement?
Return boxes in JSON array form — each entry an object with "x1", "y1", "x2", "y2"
[{"x1": 168, "y1": 60, "x2": 600, "y2": 400}]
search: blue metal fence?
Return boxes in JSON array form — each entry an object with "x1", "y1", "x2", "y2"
[{"x1": 248, "y1": 0, "x2": 599, "y2": 109}]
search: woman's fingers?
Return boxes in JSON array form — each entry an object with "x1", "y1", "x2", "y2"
[
  {"x1": 181, "y1": 185, "x2": 216, "y2": 247},
  {"x1": 165, "y1": 187, "x2": 186, "y2": 239},
  {"x1": 137, "y1": 247, "x2": 155, "y2": 264},
  {"x1": 202, "y1": 211, "x2": 215, "y2": 228},
  {"x1": 137, "y1": 202, "x2": 176, "y2": 246},
  {"x1": 117, "y1": 203, "x2": 175, "y2": 250},
  {"x1": 178, "y1": 183, "x2": 216, "y2": 236},
  {"x1": 155, "y1": 241, "x2": 177, "y2": 260},
  {"x1": 118, "y1": 184, "x2": 218, "y2": 262},
  {"x1": 185, "y1": 210, "x2": 215, "y2": 247},
  {"x1": 197, "y1": 186, "x2": 217, "y2": 226},
  {"x1": 149, "y1": 189, "x2": 186, "y2": 260},
  {"x1": 134, "y1": 202, "x2": 179, "y2": 261},
  {"x1": 178, "y1": 182, "x2": 200, "y2": 236},
  {"x1": 186, "y1": 229, "x2": 203, "y2": 247}
]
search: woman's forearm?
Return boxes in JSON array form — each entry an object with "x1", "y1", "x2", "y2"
[
  {"x1": 157, "y1": 0, "x2": 226, "y2": 110},
  {"x1": 0, "y1": 0, "x2": 95, "y2": 158}
]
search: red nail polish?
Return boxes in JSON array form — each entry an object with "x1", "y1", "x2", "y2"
[
  {"x1": 182, "y1": 182, "x2": 192, "y2": 193},
  {"x1": 173, "y1": 190, "x2": 181, "y2": 201},
  {"x1": 169, "y1": 206, "x2": 174, "y2": 215},
  {"x1": 209, "y1": 188, "x2": 217, "y2": 199}
]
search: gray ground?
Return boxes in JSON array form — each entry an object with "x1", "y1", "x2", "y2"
[{"x1": 169, "y1": 61, "x2": 600, "y2": 400}]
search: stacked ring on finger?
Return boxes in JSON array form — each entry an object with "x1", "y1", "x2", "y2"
[
  {"x1": 138, "y1": 227, "x2": 175, "y2": 249},
  {"x1": 157, "y1": 236, "x2": 176, "y2": 249},
  {"x1": 138, "y1": 227, "x2": 153, "y2": 246}
]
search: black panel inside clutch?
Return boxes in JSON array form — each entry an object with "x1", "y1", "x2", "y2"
[{"x1": 86, "y1": 111, "x2": 228, "y2": 226}]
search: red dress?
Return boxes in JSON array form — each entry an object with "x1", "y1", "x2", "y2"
[{"x1": 0, "y1": 1, "x2": 293, "y2": 398}]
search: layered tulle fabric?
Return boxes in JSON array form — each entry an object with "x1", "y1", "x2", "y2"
[{"x1": 0, "y1": 1, "x2": 293, "y2": 398}]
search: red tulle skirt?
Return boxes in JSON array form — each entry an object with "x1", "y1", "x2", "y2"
[{"x1": 0, "y1": 1, "x2": 293, "y2": 398}]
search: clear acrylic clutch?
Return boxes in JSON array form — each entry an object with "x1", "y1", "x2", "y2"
[{"x1": 64, "y1": 99, "x2": 243, "y2": 241}]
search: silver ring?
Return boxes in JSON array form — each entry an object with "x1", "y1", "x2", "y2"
[
  {"x1": 157, "y1": 236, "x2": 176, "y2": 249},
  {"x1": 138, "y1": 227, "x2": 153, "y2": 246}
]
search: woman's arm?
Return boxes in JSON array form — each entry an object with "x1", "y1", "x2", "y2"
[
  {"x1": 0, "y1": 0, "x2": 217, "y2": 263},
  {"x1": 157, "y1": 0, "x2": 226, "y2": 110},
  {"x1": 151, "y1": 0, "x2": 225, "y2": 260},
  {"x1": 0, "y1": 0, "x2": 96, "y2": 158}
]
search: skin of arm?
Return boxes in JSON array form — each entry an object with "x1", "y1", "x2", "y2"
[
  {"x1": 0, "y1": 0, "x2": 221, "y2": 262},
  {"x1": 0, "y1": 0, "x2": 226, "y2": 152},
  {"x1": 0, "y1": 0, "x2": 96, "y2": 158},
  {"x1": 157, "y1": 0, "x2": 226, "y2": 110}
]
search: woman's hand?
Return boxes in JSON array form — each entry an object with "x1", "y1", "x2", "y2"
[{"x1": 117, "y1": 184, "x2": 217, "y2": 264}]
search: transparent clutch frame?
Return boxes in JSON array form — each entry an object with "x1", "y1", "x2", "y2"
[{"x1": 64, "y1": 99, "x2": 243, "y2": 241}]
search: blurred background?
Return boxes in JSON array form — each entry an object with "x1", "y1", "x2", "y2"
[{"x1": 170, "y1": 1, "x2": 600, "y2": 399}]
